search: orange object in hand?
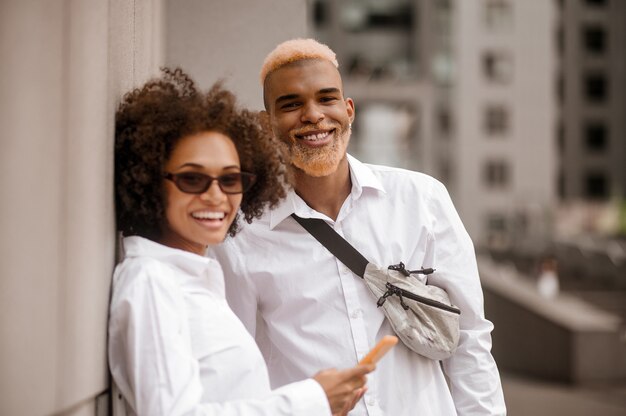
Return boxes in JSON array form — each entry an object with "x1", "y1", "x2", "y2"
[{"x1": 359, "y1": 335, "x2": 398, "y2": 365}]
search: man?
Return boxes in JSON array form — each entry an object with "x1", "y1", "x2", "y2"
[{"x1": 209, "y1": 38, "x2": 506, "y2": 415}]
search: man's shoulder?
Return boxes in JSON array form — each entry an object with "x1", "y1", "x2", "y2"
[{"x1": 360, "y1": 161, "x2": 444, "y2": 194}]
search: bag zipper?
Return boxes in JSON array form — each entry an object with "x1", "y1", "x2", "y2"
[{"x1": 377, "y1": 282, "x2": 461, "y2": 315}]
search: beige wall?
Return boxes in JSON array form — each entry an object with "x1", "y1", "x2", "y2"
[
  {"x1": 0, "y1": 1, "x2": 308, "y2": 415},
  {"x1": 454, "y1": 0, "x2": 556, "y2": 245},
  {"x1": 0, "y1": 1, "x2": 164, "y2": 415},
  {"x1": 165, "y1": 0, "x2": 309, "y2": 110}
]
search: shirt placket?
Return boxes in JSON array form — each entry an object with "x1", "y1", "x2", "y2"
[{"x1": 333, "y1": 223, "x2": 382, "y2": 416}]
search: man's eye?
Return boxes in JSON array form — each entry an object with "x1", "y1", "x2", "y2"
[
  {"x1": 320, "y1": 96, "x2": 338, "y2": 103},
  {"x1": 281, "y1": 102, "x2": 300, "y2": 109}
]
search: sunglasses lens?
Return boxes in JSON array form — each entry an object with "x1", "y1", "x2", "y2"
[
  {"x1": 168, "y1": 172, "x2": 256, "y2": 194},
  {"x1": 175, "y1": 172, "x2": 210, "y2": 193},
  {"x1": 218, "y1": 173, "x2": 244, "y2": 193}
]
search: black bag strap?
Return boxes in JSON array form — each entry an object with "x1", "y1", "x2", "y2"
[{"x1": 291, "y1": 214, "x2": 369, "y2": 278}]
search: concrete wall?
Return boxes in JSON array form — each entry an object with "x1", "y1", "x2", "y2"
[
  {"x1": 480, "y1": 257, "x2": 626, "y2": 384},
  {"x1": 0, "y1": 1, "x2": 309, "y2": 414},
  {"x1": 165, "y1": 0, "x2": 309, "y2": 110},
  {"x1": 0, "y1": 1, "x2": 164, "y2": 415}
]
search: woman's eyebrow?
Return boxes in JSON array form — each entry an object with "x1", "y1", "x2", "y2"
[{"x1": 175, "y1": 163, "x2": 241, "y2": 170}]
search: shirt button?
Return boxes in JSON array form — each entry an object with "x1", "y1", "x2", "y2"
[
  {"x1": 366, "y1": 396, "x2": 376, "y2": 406},
  {"x1": 350, "y1": 309, "x2": 362, "y2": 319}
]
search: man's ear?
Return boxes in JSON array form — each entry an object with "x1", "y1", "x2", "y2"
[{"x1": 345, "y1": 97, "x2": 355, "y2": 124}]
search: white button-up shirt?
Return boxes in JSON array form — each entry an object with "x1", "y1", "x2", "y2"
[
  {"x1": 109, "y1": 236, "x2": 331, "y2": 416},
  {"x1": 209, "y1": 155, "x2": 506, "y2": 416}
]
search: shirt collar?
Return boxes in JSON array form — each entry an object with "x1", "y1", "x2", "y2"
[
  {"x1": 122, "y1": 235, "x2": 217, "y2": 276},
  {"x1": 269, "y1": 154, "x2": 386, "y2": 230}
]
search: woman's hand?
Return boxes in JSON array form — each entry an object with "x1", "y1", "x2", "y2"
[
  {"x1": 333, "y1": 386, "x2": 367, "y2": 416},
  {"x1": 313, "y1": 364, "x2": 375, "y2": 415}
]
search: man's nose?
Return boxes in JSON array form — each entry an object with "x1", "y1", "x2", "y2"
[{"x1": 300, "y1": 103, "x2": 325, "y2": 124}]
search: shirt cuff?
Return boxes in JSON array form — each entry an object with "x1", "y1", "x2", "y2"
[{"x1": 273, "y1": 378, "x2": 332, "y2": 416}]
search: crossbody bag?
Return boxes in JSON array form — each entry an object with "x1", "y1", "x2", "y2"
[{"x1": 292, "y1": 214, "x2": 461, "y2": 360}]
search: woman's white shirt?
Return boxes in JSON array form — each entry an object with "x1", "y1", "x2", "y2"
[{"x1": 108, "y1": 236, "x2": 331, "y2": 416}]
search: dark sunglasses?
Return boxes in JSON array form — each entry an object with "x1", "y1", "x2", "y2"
[{"x1": 163, "y1": 171, "x2": 257, "y2": 194}]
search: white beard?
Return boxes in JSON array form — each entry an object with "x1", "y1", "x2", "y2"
[{"x1": 288, "y1": 125, "x2": 351, "y2": 177}]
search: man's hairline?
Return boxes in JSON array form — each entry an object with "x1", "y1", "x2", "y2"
[{"x1": 262, "y1": 58, "x2": 343, "y2": 112}]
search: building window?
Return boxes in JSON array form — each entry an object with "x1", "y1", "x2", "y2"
[
  {"x1": 484, "y1": 104, "x2": 510, "y2": 136},
  {"x1": 483, "y1": 51, "x2": 513, "y2": 83},
  {"x1": 436, "y1": 106, "x2": 453, "y2": 137},
  {"x1": 584, "y1": 122, "x2": 608, "y2": 152},
  {"x1": 584, "y1": 171, "x2": 609, "y2": 199},
  {"x1": 484, "y1": 0, "x2": 513, "y2": 31},
  {"x1": 484, "y1": 160, "x2": 510, "y2": 188},
  {"x1": 485, "y1": 213, "x2": 509, "y2": 250},
  {"x1": 582, "y1": 25, "x2": 607, "y2": 54},
  {"x1": 584, "y1": 72, "x2": 608, "y2": 103},
  {"x1": 584, "y1": 0, "x2": 607, "y2": 7}
]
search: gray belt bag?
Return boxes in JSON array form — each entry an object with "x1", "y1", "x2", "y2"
[{"x1": 292, "y1": 214, "x2": 461, "y2": 360}]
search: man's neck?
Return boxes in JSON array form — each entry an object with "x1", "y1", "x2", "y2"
[{"x1": 293, "y1": 157, "x2": 351, "y2": 221}]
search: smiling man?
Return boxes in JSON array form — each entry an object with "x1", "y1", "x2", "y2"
[{"x1": 209, "y1": 39, "x2": 506, "y2": 416}]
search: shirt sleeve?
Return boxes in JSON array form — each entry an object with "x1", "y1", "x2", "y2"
[
  {"x1": 108, "y1": 260, "x2": 331, "y2": 416},
  {"x1": 424, "y1": 180, "x2": 507, "y2": 416}
]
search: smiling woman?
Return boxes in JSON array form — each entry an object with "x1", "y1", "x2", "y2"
[
  {"x1": 114, "y1": 68, "x2": 287, "y2": 242},
  {"x1": 159, "y1": 131, "x2": 248, "y2": 253},
  {"x1": 110, "y1": 68, "x2": 374, "y2": 416}
]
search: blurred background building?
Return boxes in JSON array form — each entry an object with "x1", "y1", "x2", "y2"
[{"x1": 1, "y1": 0, "x2": 625, "y2": 415}]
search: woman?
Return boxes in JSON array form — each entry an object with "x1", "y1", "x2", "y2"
[{"x1": 110, "y1": 68, "x2": 373, "y2": 416}]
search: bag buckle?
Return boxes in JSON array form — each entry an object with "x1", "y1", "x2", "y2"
[{"x1": 388, "y1": 262, "x2": 435, "y2": 276}]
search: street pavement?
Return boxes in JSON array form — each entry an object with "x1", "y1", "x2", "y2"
[{"x1": 502, "y1": 372, "x2": 626, "y2": 416}]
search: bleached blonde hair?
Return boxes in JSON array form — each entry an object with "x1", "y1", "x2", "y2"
[{"x1": 259, "y1": 38, "x2": 338, "y2": 86}]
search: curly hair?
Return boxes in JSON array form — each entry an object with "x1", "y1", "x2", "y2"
[{"x1": 115, "y1": 68, "x2": 289, "y2": 240}]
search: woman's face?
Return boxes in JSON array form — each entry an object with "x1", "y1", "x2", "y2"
[{"x1": 159, "y1": 131, "x2": 243, "y2": 254}]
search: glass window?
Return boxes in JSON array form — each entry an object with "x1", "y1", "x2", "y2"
[
  {"x1": 484, "y1": 0, "x2": 513, "y2": 31},
  {"x1": 484, "y1": 160, "x2": 511, "y2": 188},
  {"x1": 484, "y1": 104, "x2": 510, "y2": 136},
  {"x1": 483, "y1": 51, "x2": 513, "y2": 83},
  {"x1": 584, "y1": 72, "x2": 608, "y2": 103},
  {"x1": 584, "y1": 122, "x2": 608, "y2": 152},
  {"x1": 584, "y1": 171, "x2": 609, "y2": 199},
  {"x1": 582, "y1": 25, "x2": 607, "y2": 54},
  {"x1": 436, "y1": 106, "x2": 453, "y2": 136},
  {"x1": 584, "y1": 0, "x2": 608, "y2": 7},
  {"x1": 313, "y1": 0, "x2": 328, "y2": 27},
  {"x1": 485, "y1": 213, "x2": 509, "y2": 250}
]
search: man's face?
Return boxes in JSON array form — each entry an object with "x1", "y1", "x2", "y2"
[{"x1": 264, "y1": 59, "x2": 355, "y2": 177}]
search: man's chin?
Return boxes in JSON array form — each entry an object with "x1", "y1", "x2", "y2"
[{"x1": 292, "y1": 160, "x2": 338, "y2": 177}]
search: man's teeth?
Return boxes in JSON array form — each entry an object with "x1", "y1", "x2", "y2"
[
  {"x1": 300, "y1": 131, "x2": 330, "y2": 141},
  {"x1": 192, "y1": 211, "x2": 225, "y2": 220}
]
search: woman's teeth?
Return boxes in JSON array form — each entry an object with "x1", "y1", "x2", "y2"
[{"x1": 192, "y1": 211, "x2": 225, "y2": 220}]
